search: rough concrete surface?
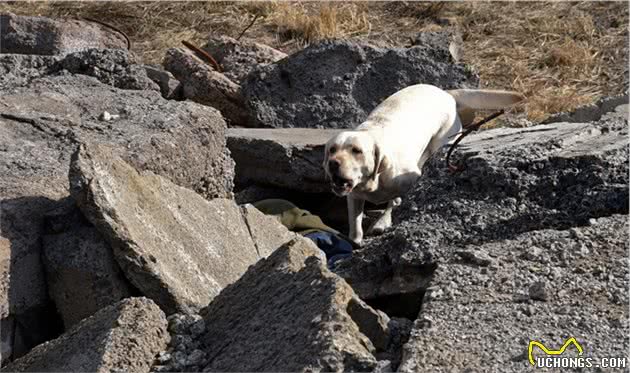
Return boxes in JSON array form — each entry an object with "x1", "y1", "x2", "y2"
[
  {"x1": 70, "y1": 143, "x2": 294, "y2": 314},
  {"x1": 5, "y1": 297, "x2": 169, "y2": 373},
  {"x1": 0, "y1": 13, "x2": 128, "y2": 56},
  {"x1": 242, "y1": 39, "x2": 478, "y2": 128}
]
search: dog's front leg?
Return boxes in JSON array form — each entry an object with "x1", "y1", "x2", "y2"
[
  {"x1": 367, "y1": 198, "x2": 399, "y2": 236},
  {"x1": 347, "y1": 196, "x2": 365, "y2": 244}
]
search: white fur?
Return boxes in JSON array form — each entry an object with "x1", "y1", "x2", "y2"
[{"x1": 323, "y1": 84, "x2": 523, "y2": 243}]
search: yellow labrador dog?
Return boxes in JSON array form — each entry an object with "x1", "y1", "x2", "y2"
[{"x1": 323, "y1": 84, "x2": 523, "y2": 244}]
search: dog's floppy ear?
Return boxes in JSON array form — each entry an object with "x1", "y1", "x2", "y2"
[
  {"x1": 371, "y1": 143, "x2": 390, "y2": 181},
  {"x1": 322, "y1": 142, "x2": 330, "y2": 178}
]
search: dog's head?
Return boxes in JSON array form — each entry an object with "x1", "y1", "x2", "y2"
[{"x1": 322, "y1": 131, "x2": 390, "y2": 197}]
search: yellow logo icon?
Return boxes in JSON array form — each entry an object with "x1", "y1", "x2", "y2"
[{"x1": 528, "y1": 337, "x2": 584, "y2": 366}]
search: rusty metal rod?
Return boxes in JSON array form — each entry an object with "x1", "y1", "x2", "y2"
[
  {"x1": 81, "y1": 16, "x2": 131, "y2": 50},
  {"x1": 181, "y1": 40, "x2": 222, "y2": 72},
  {"x1": 445, "y1": 110, "x2": 505, "y2": 171}
]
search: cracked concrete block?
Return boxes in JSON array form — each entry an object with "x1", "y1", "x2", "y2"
[
  {"x1": 5, "y1": 297, "x2": 168, "y2": 373},
  {"x1": 203, "y1": 35, "x2": 287, "y2": 83},
  {"x1": 242, "y1": 39, "x2": 478, "y2": 129},
  {"x1": 163, "y1": 47, "x2": 247, "y2": 126},
  {"x1": 227, "y1": 128, "x2": 339, "y2": 193},
  {"x1": 0, "y1": 13, "x2": 128, "y2": 56},
  {"x1": 69, "y1": 143, "x2": 294, "y2": 314},
  {"x1": 42, "y1": 226, "x2": 133, "y2": 328},
  {"x1": 198, "y1": 238, "x2": 385, "y2": 372}
]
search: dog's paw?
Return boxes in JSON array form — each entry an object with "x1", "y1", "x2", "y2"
[
  {"x1": 367, "y1": 220, "x2": 391, "y2": 236},
  {"x1": 349, "y1": 231, "x2": 363, "y2": 245},
  {"x1": 351, "y1": 237, "x2": 363, "y2": 245},
  {"x1": 367, "y1": 226, "x2": 386, "y2": 236}
]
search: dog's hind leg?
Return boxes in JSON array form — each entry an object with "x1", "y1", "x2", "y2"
[
  {"x1": 347, "y1": 196, "x2": 365, "y2": 244},
  {"x1": 419, "y1": 116, "x2": 463, "y2": 169}
]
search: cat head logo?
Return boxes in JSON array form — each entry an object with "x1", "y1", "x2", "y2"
[{"x1": 528, "y1": 337, "x2": 584, "y2": 366}]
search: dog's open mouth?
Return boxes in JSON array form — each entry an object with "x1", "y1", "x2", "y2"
[{"x1": 331, "y1": 175, "x2": 353, "y2": 195}]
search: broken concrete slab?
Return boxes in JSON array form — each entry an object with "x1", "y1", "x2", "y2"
[
  {"x1": 542, "y1": 93, "x2": 629, "y2": 124},
  {"x1": 0, "y1": 74, "x2": 234, "y2": 309},
  {"x1": 194, "y1": 237, "x2": 394, "y2": 372},
  {"x1": 1, "y1": 197, "x2": 61, "y2": 320},
  {"x1": 227, "y1": 128, "x2": 339, "y2": 193},
  {"x1": 0, "y1": 54, "x2": 60, "y2": 89},
  {"x1": 242, "y1": 39, "x2": 478, "y2": 128},
  {"x1": 144, "y1": 64, "x2": 183, "y2": 99},
  {"x1": 0, "y1": 13, "x2": 128, "y2": 56},
  {"x1": 69, "y1": 143, "x2": 295, "y2": 314},
  {"x1": 1, "y1": 49, "x2": 161, "y2": 93},
  {"x1": 163, "y1": 47, "x2": 248, "y2": 126},
  {"x1": 398, "y1": 215, "x2": 629, "y2": 372},
  {"x1": 1, "y1": 73, "x2": 234, "y2": 201},
  {"x1": 42, "y1": 225, "x2": 133, "y2": 328},
  {"x1": 203, "y1": 35, "x2": 287, "y2": 83},
  {"x1": 239, "y1": 204, "x2": 297, "y2": 256},
  {"x1": 1, "y1": 71, "x2": 234, "y2": 357},
  {"x1": 59, "y1": 49, "x2": 160, "y2": 92},
  {"x1": 5, "y1": 297, "x2": 169, "y2": 373}
]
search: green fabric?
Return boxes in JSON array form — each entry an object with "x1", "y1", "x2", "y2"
[{"x1": 252, "y1": 199, "x2": 339, "y2": 235}]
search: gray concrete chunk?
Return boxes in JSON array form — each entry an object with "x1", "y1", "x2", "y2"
[
  {"x1": 227, "y1": 128, "x2": 339, "y2": 193},
  {"x1": 69, "y1": 143, "x2": 293, "y2": 314},
  {"x1": 0, "y1": 13, "x2": 128, "y2": 56},
  {"x1": 198, "y1": 237, "x2": 386, "y2": 372},
  {"x1": 42, "y1": 226, "x2": 133, "y2": 328},
  {"x1": 242, "y1": 39, "x2": 478, "y2": 128},
  {"x1": 5, "y1": 297, "x2": 169, "y2": 373}
]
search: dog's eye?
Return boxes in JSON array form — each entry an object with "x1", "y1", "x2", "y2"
[
  {"x1": 329, "y1": 146, "x2": 336, "y2": 154},
  {"x1": 352, "y1": 147, "x2": 362, "y2": 154}
]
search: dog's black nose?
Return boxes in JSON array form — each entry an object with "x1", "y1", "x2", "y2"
[{"x1": 329, "y1": 159, "x2": 340, "y2": 173}]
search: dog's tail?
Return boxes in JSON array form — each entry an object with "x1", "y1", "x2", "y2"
[
  {"x1": 447, "y1": 89, "x2": 524, "y2": 110},
  {"x1": 447, "y1": 89, "x2": 525, "y2": 126}
]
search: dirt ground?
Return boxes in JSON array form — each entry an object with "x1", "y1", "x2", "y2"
[{"x1": 2, "y1": 1, "x2": 628, "y2": 123}]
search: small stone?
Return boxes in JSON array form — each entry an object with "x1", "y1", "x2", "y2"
[
  {"x1": 98, "y1": 111, "x2": 119, "y2": 121},
  {"x1": 513, "y1": 292, "x2": 530, "y2": 303},
  {"x1": 426, "y1": 287, "x2": 444, "y2": 301},
  {"x1": 373, "y1": 360, "x2": 393, "y2": 372},
  {"x1": 167, "y1": 314, "x2": 185, "y2": 334},
  {"x1": 522, "y1": 246, "x2": 543, "y2": 261},
  {"x1": 528, "y1": 281, "x2": 548, "y2": 301},
  {"x1": 182, "y1": 314, "x2": 203, "y2": 328},
  {"x1": 171, "y1": 351, "x2": 187, "y2": 370},
  {"x1": 156, "y1": 351, "x2": 171, "y2": 364},
  {"x1": 521, "y1": 305, "x2": 535, "y2": 316},
  {"x1": 455, "y1": 249, "x2": 493, "y2": 266},
  {"x1": 99, "y1": 111, "x2": 113, "y2": 121},
  {"x1": 186, "y1": 349, "x2": 206, "y2": 366},
  {"x1": 189, "y1": 319, "x2": 206, "y2": 337},
  {"x1": 172, "y1": 335, "x2": 193, "y2": 351}
]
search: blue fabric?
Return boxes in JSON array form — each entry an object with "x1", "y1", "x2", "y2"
[{"x1": 304, "y1": 231, "x2": 353, "y2": 269}]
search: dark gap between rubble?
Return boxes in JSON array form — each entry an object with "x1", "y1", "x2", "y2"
[
  {"x1": 234, "y1": 185, "x2": 389, "y2": 234},
  {"x1": 365, "y1": 289, "x2": 426, "y2": 321},
  {"x1": 351, "y1": 264, "x2": 436, "y2": 370},
  {"x1": 1, "y1": 301, "x2": 64, "y2": 365},
  {"x1": 236, "y1": 185, "x2": 430, "y2": 369}
]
